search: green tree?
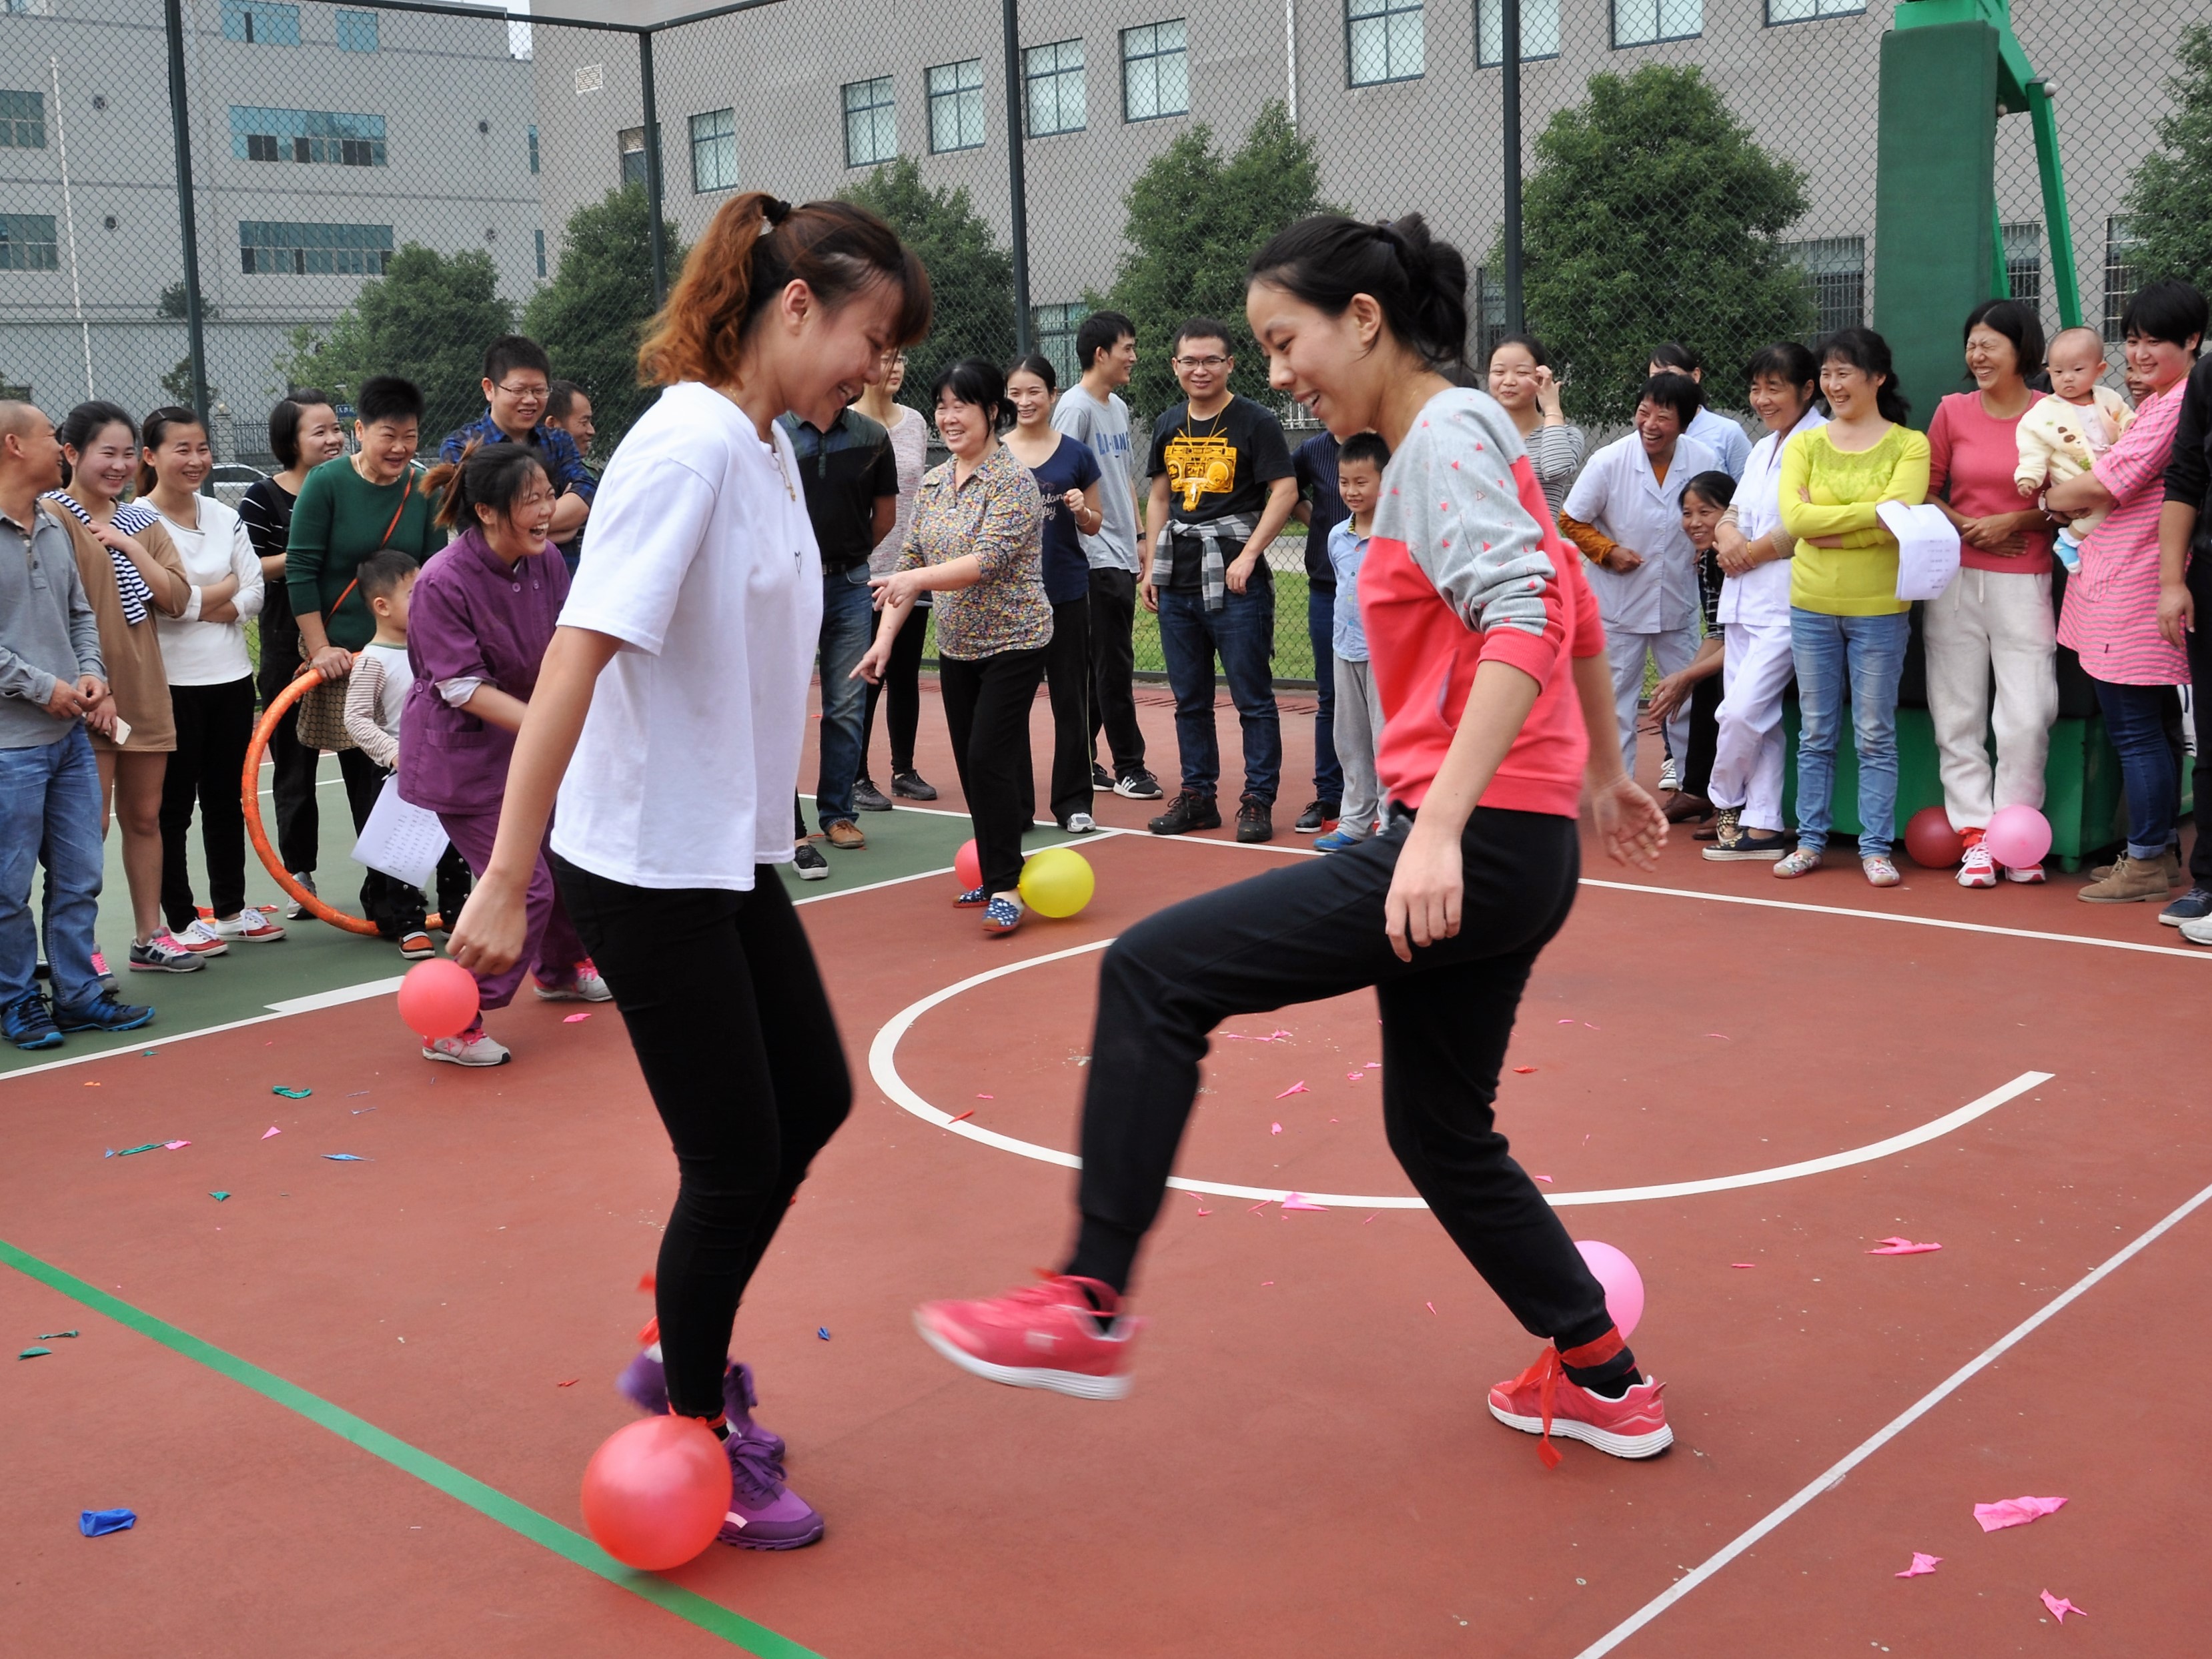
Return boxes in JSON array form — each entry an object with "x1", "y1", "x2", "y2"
[
  {"x1": 841, "y1": 155, "x2": 1015, "y2": 397},
  {"x1": 2122, "y1": 25, "x2": 2212, "y2": 294},
  {"x1": 157, "y1": 358, "x2": 217, "y2": 408},
  {"x1": 155, "y1": 281, "x2": 218, "y2": 320},
  {"x1": 521, "y1": 183, "x2": 686, "y2": 454},
  {"x1": 1101, "y1": 101, "x2": 1329, "y2": 424},
  {"x1": 277, "y1": 244, "x2": 512, "y2": 441},
  {"x1": 1522, "y1": 67, "x2": 1812, "y2": 426}
]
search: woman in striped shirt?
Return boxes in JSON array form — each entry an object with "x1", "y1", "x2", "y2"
[
  {"x1": 1486, "y1": 334, "x2": 1586, "y2": 517},
  {"x1": 2049, "y1": 278, "x2": 2207, "y2": 905}
]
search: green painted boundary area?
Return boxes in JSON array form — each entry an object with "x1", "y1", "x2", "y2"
[{"x1": 0, "y1": 1235, "x2": 820, "y2": 1659}]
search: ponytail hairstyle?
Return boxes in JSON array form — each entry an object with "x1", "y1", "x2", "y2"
[
  {"x1": 137, "y1": 405, "x2": 205, "y2": 496},
  {"x1": 423, "y1": 440, "x2": 549, "y2": 534},
  {"x1": 1818, "y1": 326, "x2": 1911, "y2": 426},
  {"x1": 1247, "y1": 213, "x2": 1471, "y2": 377},
  {"x1": 56, "y1": 400, "x2": 137, "y2": 488},
  {"x1": 268, "y1": 388, "x2": 332, "y2": 470},
  {"x1": 638, "y1": 192, "x2": 933, "y2": 390},
  {"x1": 1007, "y1": 352, "x2": 1059, "y2": 395}
]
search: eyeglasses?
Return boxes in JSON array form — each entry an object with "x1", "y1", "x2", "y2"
[
  {"x1": 493, "y1": 381, "x2": 549, "y2": 401},
  {"x1": 1173, "y1": 355, "x2": 1229, "y2": 370}
]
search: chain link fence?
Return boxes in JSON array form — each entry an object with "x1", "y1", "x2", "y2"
[{"x1": 3, "y1": 0, "x2": 2205, "y2": 684}]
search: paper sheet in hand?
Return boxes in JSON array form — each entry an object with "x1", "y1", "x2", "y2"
[
  {"x1": 1878, "y1": 501, "x2": 1961, "y2": 600},
  {"x1": 352, "y1": 776, "x2": 449, "y2": 891}
]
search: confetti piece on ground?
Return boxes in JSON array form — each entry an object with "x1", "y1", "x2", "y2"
[
  {"x1": 1247, "y1": 1201, "x2": 1271, "y2": 1213},
  {"x1": 272, "y1": 1087, "x2": 310, "y2": 1099},
  {"x1": 636, "y1": 1273, "x2": 655, "y2": 1293},
  {"x1": 1260, "y1": 1281, "x2": 1274, "y2": 1287},
  {"x1": 1975, "y1": 1496, "x2": 2067, "y2": 1532},
  {"x1": 975, "y1": 1093, "x2": 993, "y2": 1099},
  {"x1": 78, "y1": 1509, "x2": 135, "y2": 1537},
  {"x1": 346, "y1": 1091, "x2": 369, "y2": 1097},
  {"x1": 1512, "y1": 1066, "x2": 1537, "y2": 1074},
  {"x1": 1730, "y1": 1263, "x2": 1756, "y2": 1269},
  {"x1": 1269, "y1": 1122, "x2": 1283, "y2": 1135},
  {"x1": 323, "y1": 1153, "x2": 368, "y2": 1162},
  {"x1": 1557, "y1": 1018, "x2": 1575, "y2": 1025},
  {"x1": 816, "y1": 1327, "x2": 831, "y2": 1340},
  {"x1": 209, "y1": 1191, "x2": 229, "y2": 1202},
  {"x1": 352, "y1": 1106, "x2": 377, "y2": 1114},
  {"x1": 1425, "y1": 1301, "x2": 1437, "y2": 1314},
  {"x1": 1584, "y1": 1022, "x2": 1599, "y2": 1029},
  {"x1": 163, "y1": 1140, "x2": 189, "y2": 1151},
  {"x1": 1706, "y1": 1032, "x2": 1731, "y2": 1040},
  {"x1": 103, "y1": 1149, "x2": 113, "y2": 1159},
  {"x1": 1346, "y1": 1071, "x2": 1364, "y2": 1081},
  {"x1": 1868, "y1": 1236, "x2": 1943, "y2": 1255},
  {"x1": 2040, "y1": 1590, "x2": 2086, "y2": 1623},
  {"x1": 1281, "y1": 1193, "x2": 1328, "y2": 1211},
  {"x1": 1534, "y1": 1175, "x2": 1554, "y2": 1183},
  {"x1": 1363, "y1": 1214, "x2": 1377, "y2": 1225},
  {"x1": 562, "y1": 1013, "x2": 591, "y2": 1023},
  {"x1": 1194, "y1": 1206, "x2": 1211, "y2": 1216},
  {"x1": 141, "y1": 1051, "x2": 156, "y2": 1057},
  {"x1": 39, "y1": 1331, "x2": 78, "y2": 1339},
  {"x1": 1895, "y1": 1552, "x2": 1942, "y2": 1579},
  {"x1": 20, "y1": 1347, "x2": 52, "y2": 1359},
  {"x1": 556, "y1": 1377, "x2": 580, "y2": 1387},
  {"x1": 113, "y1": 1143, "x2": 162, "y2": 1157},
  {"x1": 949, "y1": 1110, "x2": 975, "y2": 1123},
  {"x1": 261, "y1": 1127, "x2": 280, "y2": 1139},
  {"x1": 1275, "y1": 1081, "x2": 1308, "y2": 1098},
  {"x1": 83, "y1": 1081, "x2": 99, "y2": 1088}
]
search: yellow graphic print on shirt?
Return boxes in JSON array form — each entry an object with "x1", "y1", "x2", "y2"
[{"x1": 1164, "y1": 430, "x2": 1237, "y2": 513}]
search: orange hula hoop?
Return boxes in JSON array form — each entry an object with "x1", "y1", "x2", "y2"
[{"x1": 241, "y1": 670, "x2": 444, "y2": 936}]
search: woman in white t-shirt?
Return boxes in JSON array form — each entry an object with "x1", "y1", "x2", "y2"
[
  {"x1": 140, "y1": 408, "x2": 286, "y2": 947},
  {"x1": 447, "y1": 192, "x2": 931, "y2": 1552}
]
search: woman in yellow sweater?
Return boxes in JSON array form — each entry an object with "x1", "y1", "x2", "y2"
[{"x1": 1774, "y1": 328, "x2": 1931, "y2": 887}]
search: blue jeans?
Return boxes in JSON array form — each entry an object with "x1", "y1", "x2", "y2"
[
  {"x1": 1308, "y1": 583, "x2": 1342, "y2": 803},
  {"x1": 0, "y1": 726, "x2": 105, "y2": 1010},
  {"x1": 2093, "y1": 679, "x2": 2181, "y2": 859},
  {"x1": 813, "y1": 565, "x2": 875, "y2": 829},
  {"x1": 1157, "y1": 583, "x2": 1281, "y2": 804},
  {"x1": 1789, "y1": 608, "x2": 1908, "y2": 859}
]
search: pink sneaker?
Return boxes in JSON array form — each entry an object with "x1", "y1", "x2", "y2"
[
  {"x1": 422, "y1": 1023, "x2": 510, "y2": 1066},
  {"x1": 1488, "y1": 1346, "x2": 1672, "y2": 1465},
  {"x1": 1957, "y1": 842, "x2": 1997, "y2": 889},
  {"x1": 914, "y1": 1274, "x2": 1144, "y2": 1400}
]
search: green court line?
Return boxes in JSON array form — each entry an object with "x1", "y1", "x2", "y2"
[{"x1": 0, "y1": 1236, "x2": 820, "y2": 1659}]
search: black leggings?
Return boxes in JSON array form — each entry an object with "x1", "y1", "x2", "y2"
[
  {"x1": 861, "y1": 600, "x2": 928, "y2": 779},
  {"x1": 940, "y1": 646, "x2": 1049, "y2": 895},
  {"x1": 159, "y1": 675, "x2": 256, "y2": 930},
  {"x1": 1065, "y1": 806, "x2": 1621, "y2": 1357},
  {"x1": 554, "y1": 854, "x2": 853, "y2": 1420},
  {"x1": 1016, "y1": 596, "x2": 1094, "y2": 827},
  {"x1": 256, "y1": 626, "x2": 321, "y2": 876}
]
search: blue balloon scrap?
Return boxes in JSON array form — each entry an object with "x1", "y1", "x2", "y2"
[
  {"x1": 79, "y1": 1508, "x2": 135, "y2": 1538},
  {"x1": 817, "y1": 1327, "x2": 831, "y2": 1341},
  {"x1": 323, "y1": 1153, "x2": 368, "y2": 1161}
]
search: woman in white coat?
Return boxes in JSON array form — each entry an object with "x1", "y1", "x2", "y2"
[{"x1": 1702, "y1": 344, "x2": 1824, "y2": 860}]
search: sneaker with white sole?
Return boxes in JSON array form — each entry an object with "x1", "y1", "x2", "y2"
[
  {"x1": 1772, "y1": 847, "x2": 1824, "y2": 879},
  {"x1": 2003, "y1": 862, "x2": 2047, "y2": 885},
  {"x1": 534, "y1": 960, "x2": 612, "y2": 1002},
  {"x1": 129, "y1": 933, "x2": 206, "y2": 973},
  {"x1": 1658, "y1": 757, "x2": 1680, "y2": 793},
  {"x1": 1113, "y1": 770, "x2": 1163, "y2": 801},
  {"x1": 211, "y1": 906, "x2": 288, "y2": 942},
  {"x1": 717, "y1": 1426, "x2": 824, "y2": 1550},
  {"x1": 791, "y1": 841, "x2": 829, "y2": 881},
  {"x1": 1488, "y1": 1345, "x2": 1672, "y2": 1464},
  {"x1": 1957, "y1": 843, "x2": 1997, "y2": 888},
  {"x1": 284, "y1": 873, "x2": 317, "y2": 921},
  {"x1": 173, "y1": 919, "x2": 230, "y2": 957},
  {"x1": 423, "y1": 1025, "x2": 510, "y2": 1066},
  {"x1": 398, "y1": 931, "x2": 436, "y2": 961},
  {"x1": 1064, "y1": 812, "x2": 1097, "y2": 835},
  {"x1": 1862, "y1": 855, "x2": 1902, "y2": 887},
  {"x1": 915, "y1": 1274, "x2": 1145, "y2": 1400}
]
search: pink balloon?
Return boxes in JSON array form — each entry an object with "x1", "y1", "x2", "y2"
[
  {"x1": 954, "y1": 839, "x2": 982, "y2": 891},
  {"x1": 396, "y1": 957, "x2": 479, "y2": 1040},
  {"x1": 580, "y1": 1416, "x2": 729, "y2": 1570},
  {"x1": 1982, "y1": 804, "x2": 2052, "y2": 870},
  {"x1": 1576, "y1": 1240, "x2": 1645, "y2": 1339}
]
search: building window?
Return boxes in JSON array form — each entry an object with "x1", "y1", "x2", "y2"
[
  {"x1": 1122, "y1": 20, "x2": 1189, "y2": 121},
  {"x1": 1476, "y1": 0, "x2": 1560, "y2": 64},
  {"x1": 334, "y1": 7, "x2": 379, "y2": 51},
  {"x1": 230, "y1": 107, "x2": 387, "y2": 167},
  {"x1": 237, "y1": 220, "x2": 392, "y2": 275},
  {"x1": 0, "y1": 212, "x2": 59, "y2": 271},
  {"x1": 528, "y1": 125, "x2": 540, "y2": 174},
  {"x1": 689, "y1": 107, "x2": 736, "y2": 193},
  {"x1": 1347, "y1": 0, "x2": 1424, "y2": 86},
  {"x1": 1472, "y1": 265, "x2": 1508, "y2": 362},
  {"x1": 2103, "y1": 216, "x2": 2139, "y2": 340},
  {"x1": 1784, "y1": 236, "x2": 1866, "y2": 336},
  {"x1": 618, "y1": 127, "x2": 648, "y2": 187},
  {"x1": 843, "y1": 77, "x2": 897, "y2": 167},
  {"x1": 0, "y1": 90, "x2": 46, "y2": 150},
  {"x1": 1766, "y1": 0, "x2": 1860, "y2": 21},
  {"x1": 2001, "y1": 220, "x2": 2043, "y2": 308},
  {"x1": 1024, "y1": 40, "x2": 1086, "y2": 137},
  {"x1": 535, "y1": 228, "x2": 547, "y2": 279},
  {"x1": 219, "y1": 1, "x2": 300, "y2": 45},
  {"x1": 1033, "y1": 302, "x2": 1089, "y2": 386},
  {"x1": 927, "y1": 60, "x2": 985, "y2": 153},
  {"x1": 1613, "y1": 0, "x2": 1700, "y2": 46}
]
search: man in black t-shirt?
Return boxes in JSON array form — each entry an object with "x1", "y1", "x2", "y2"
[{"x1": 1141, "y1": 318, "x2": 1299, "y2": 843}]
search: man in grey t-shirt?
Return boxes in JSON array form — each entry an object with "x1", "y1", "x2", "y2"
[{"x1": 1052, "y1": 311, "x2": 1159, "y2": 799}]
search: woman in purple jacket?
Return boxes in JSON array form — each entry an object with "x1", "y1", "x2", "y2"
[{"x1": 402, "y1": 442, "x2": 604, "y2": 1065}]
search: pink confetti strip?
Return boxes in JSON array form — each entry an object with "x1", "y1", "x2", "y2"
[
  {"x1": 2039, "y1": 1590, "x2": 2086, "y2": 1623},
  {"x1": 1894, "y1": 1552, "x2": 1941, "y2": 1579},
  {"x1": 1281, "y1": 1193, "x2": 1327, "y2": 1211},
  {"x1": 1534, "y1": 1175, "x2": 1553, "y2": 1183},
  {"x1": 563, "y1": 1012, "x2": 591, "y2": 1023},
  {"x1": 1868, "y1": 1236, "x2": 1943, "y2": 1255},
  {"x1": 1975, "y1": 1496, "x2": 2067, "y2": 1532},
  {"x1": 1512, "y1": 1065, "x2": 1537, "y2": 1074},
  {"x1": 1274, "y1": 1081, "x2": 1308, "y2": 1098},
  {"x1": 163, "y1": 1140, "x2": 189, "y2": 1151},
  {"x1": 1424, "y1": 1301, "x2": 1437, "y2": 1314},
  {"x1": 260, "y1": 1127, "x2": 280, "y2": 1139},
  {"x1": 1269, "y1": 1122, "x2": 1283, "y2": 1135},
  {"x1": 1730, "y1": 1262, "x2": 1756, "y2": 1269}
]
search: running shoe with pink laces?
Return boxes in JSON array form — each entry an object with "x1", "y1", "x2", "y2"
[
  {"x1": 1957, "y1": 839, "x2": 1997, "y2": 889},
  {"x1": 915, "y1": 1274, "x2": 1145, "y2": 1399},
  {"x1": 422, "y1": 1023, "x2": 510, "y2": 1066},
  {"x1": 1488, "y1": 1346, "x2": 1672, "y2": 1466},
  {"x1": 534, "y1": 959, "x2": 612, "y2": 1003}
]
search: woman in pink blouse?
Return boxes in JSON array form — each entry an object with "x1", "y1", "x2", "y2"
[{"x1": 2049, "y1": 278, "x2": 2207, "y2": 906}]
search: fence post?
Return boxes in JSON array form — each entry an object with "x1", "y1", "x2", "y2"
[
  {"x1": 1502, "y1": 0, "x2": 1524, "y2": 336},
  {"x1": 1001, "y1": 0, "x2": 1033, "y2": 354},
  {"x1": 161, "y1": 0, "x2": 211, "y2": 428},
  {"x1": 639, "y1": 28, "x2": 669, "y2": 310}
]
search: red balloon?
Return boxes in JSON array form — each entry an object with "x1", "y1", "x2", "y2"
[
  {"x1": 1902, "y1": 806, "x2": 1964, "y2": 870},
  {"x1": 580, "y1": 1416, "x2": 730, "y2": 1570},
  {"x1": 954, "y1": 838, "x2": 982, "y2": 891},
  {"x1": 396, "y1": 957, "x2": 480, "y2": 1040}
]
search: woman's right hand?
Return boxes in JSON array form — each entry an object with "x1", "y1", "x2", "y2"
[
  {"x1": 308, "y1": 644, "x2": 353, "y2": 682},
  {"x1": 850, "y1": 640, "x2": 891, "y2": 684},
  {"x1": 1534, "y1": 366, "x2": 1564, "y2": 420},
  {"x1": 447, "y1": 871, "x2": 527, "y2": 979}
]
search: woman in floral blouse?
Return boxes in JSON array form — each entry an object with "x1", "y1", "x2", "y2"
[{"x1": 855, "y1": 357, "x2": 1049, "y2": 935}]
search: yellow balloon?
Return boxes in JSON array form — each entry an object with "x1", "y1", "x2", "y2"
[{"x1": 1018, "y1": 846, "x2": 1095, "y2": 919}]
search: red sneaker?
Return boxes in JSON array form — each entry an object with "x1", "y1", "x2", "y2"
[
  {"x1": 1488, "y1": 1346, "x2": 1672, "y2": 1465},
  {"x1": 914, "y1": 1274, "x2": 1145, "y2": 1400}
]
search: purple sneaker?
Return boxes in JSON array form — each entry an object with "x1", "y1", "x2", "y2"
[
  {"x1": 718, "y1": 1427, "x2": 822, "y2": 1550},
  {"x1": 615, "y1": 1351, "x2": 786, "y2": 1462}
]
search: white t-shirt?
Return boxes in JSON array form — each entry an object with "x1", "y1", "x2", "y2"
[
  {"x1": 152, "y1": 495, "x2": 263, "y2": 685},
  {"x1": 552, "y1": 381, "x2": 821, "y2": 891}
]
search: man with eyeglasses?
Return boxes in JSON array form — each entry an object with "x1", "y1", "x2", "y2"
[
  {"x1": 1142, "y1": 318, "x2": 1297, "y2": 843},
  {"x1": 439, "y1": 335, "x2": 596, "y2": 546}
]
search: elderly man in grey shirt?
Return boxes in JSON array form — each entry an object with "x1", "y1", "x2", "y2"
[{"x1": 0, "y1": 402, "x2": 151, "y2": 1048}]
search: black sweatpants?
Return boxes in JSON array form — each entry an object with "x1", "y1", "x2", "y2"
[
  {"x1": 257, "y1": 625, "x2": 320, "y2": 876},
  {"x1": 1088, "y1": 568, "x2": 1147, "y2": 778},
  {"x1": 554, "y1": 854, "x2": 852, "y2": 1421},
  {"x1": 1065, "y1": 806, "x2": 1620, "y2": 1356},
  {"x1": 1017, "y1": 597, "x2": 1095, "y2": 827},
  {"x1": 159, "y1": 675, "x2": 256, "y2": 930},
  {"x1": 941, "y1": 646, "x2": 1049, "y2": 895},
  {"x1": 861, "y1": 598, "x2": 928, "y2": 780},
  {"x1": 1680, "y1": 672, "x2": 1723, "y2": 801},
  {"x1": 2190, "y1": 554, "x2": 2212, "y2": 890}
]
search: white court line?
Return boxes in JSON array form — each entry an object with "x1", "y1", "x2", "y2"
[
  {"x1": 1572, "y1": 1172, "x2": 2212, "y2": 1658},
  {"x1": 868, "y1": 937, "x2": 2052, "y2": 1207},
  {"x1": 1, "y1": 975, "x2": 406, "y2": 1083}
]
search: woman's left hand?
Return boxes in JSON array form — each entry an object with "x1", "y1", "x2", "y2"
[
  {"x1": 1590, "y1": 774, "x2": 1667, "y2": 871},
  {"x1": 1061, "y1": 488, "x2": 1086, "y2": 516},
  {"x1": 1646, "y1": 670, "x2": 1692, "y2": 723},
  {"x1": 1384, "y1": 822, "x2": 1463, "y2": 963}
]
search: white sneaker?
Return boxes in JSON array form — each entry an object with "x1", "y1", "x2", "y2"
[
  {"x1": 424, "y1": 1028, "x2": 511, "y2": 1066},
  {"x1": 2181, "y1": 913, "x2": 2212, "y2": 947},
  {"x1": 1658, "y1": 758, "x2": 1680, "y2": 793},
  {"x1": 2003, "y1": 862, "x2": 2047, "y2": 884},
  {"x1": 534, "y1": 960, "x2": 613, "y2": 1003},
  {"x1": 1065, "y1": 812, "x2": 1097, "y2": 835},
  {"x1": 211, "y1": 906, "x2": 288, "y2": 942},
  {"x1": 175, "y1": 919, "x2": 230, "y2": 957},
  {"x1": 284, "y1": 873, "x2": 317, "y2": 920},
  {"x1": 1957, "y1": 844, "x2": 1997, "y2": 889}
]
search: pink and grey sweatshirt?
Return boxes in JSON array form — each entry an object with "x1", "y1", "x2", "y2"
[{"x1": 1363, "y1": 387, "x2": 1606, "y2": 819}]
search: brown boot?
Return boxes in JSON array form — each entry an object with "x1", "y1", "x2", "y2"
[
  {"x1": 2087, "y1": 848, "x2": 2181, "y2": 887},
  {"x1": 2078, "y1": 853, "x2": 2173, "y2": 903}
]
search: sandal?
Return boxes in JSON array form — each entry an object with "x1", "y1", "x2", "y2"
[
  {"x1": 1772, "y1": 847, "x2": 1824, "y2": 879},
  {"x1": 1862, "y1": 856, "x2": 1901, "y2": 888}
]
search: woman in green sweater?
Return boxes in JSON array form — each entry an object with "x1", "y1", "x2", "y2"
[{"x1": 1774, "y1": 328, "x2": 1930, "y2": 888}]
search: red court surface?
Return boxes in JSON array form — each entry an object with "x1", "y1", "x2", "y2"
[{"x1": 5, "y1": 682, "x2": 2209, "y2": 1658}]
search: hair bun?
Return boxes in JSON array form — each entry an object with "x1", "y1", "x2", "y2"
[{"x1": 762, "y1": 197, "x2": 793, "y2": 227}]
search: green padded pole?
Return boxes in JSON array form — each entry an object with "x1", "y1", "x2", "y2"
[{"x1": 2028, "y1": 80, "x2": 2084, "y2": 329}]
